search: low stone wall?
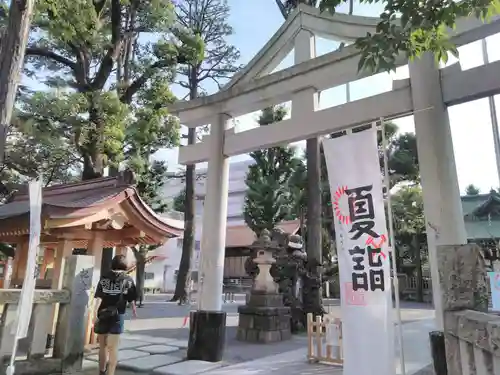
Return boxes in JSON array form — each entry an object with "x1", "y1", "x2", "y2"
[{"x1": 437, "y1": 244, "x2": 498, "y2": 375}]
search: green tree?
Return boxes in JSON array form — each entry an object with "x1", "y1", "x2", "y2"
[
  {"x1": 14, "y1": 0, "x2": 203, "y2": 180},
  {"x1": 132, "y1": 160, "x2": 170, "y2": 307},
  {"x1": 244, "y1": 106, "x2": 303, "y2": 235},
  {"x1": 386, "y1": 132, "x2": 420, "y2": 187},
  {"x1": 171, "y1": 0, "x2": 240, "y2": 304},
  {"x1": 173, "y1": 188, "x2": 187, "y2": 212},
  {"x1": 391, "y1": 185, "x2": 427, "y2": 302},
  {"x1": 4, "y1": 0, "x2": 203, "y2": 303},
  {"x1": 289, "y1": 160, "x2": 307, "y2": 236},
  {"x1": 466, "y1": 184, "x2": 481, "y2": 195},
  {"x1": 3, "y1": 115, "x2": 80, "y2": 185},
  {"x1": 282, "y1": 0, "x2": 499, "y2": 72},
  {"x1": 274, "y1": 0, "x2": 323, "y2": 314}
]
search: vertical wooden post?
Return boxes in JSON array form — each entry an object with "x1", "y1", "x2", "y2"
[
  {"x1": 11, "y1": 239, "x2": 28, "y2": 286},
  {"x1": 315, "y1": 315, "x2": 322, "y2": 361},
  {"x1": 2, "y1": 257, "x2": 13, "y2": 289},
  {"x1": 49, "y1": 240, "x2": 73, "y2": 342},
  {"x1": 85, "y1": 233, "x2": 103, "y2": 345},
  {"x1": 51, "y1": 241, "x2": 74, "y2": 289},
  {"x1": 40, "y1": 247, "x2": 55, "y2": 280},
  {"x1": 307, "y1": 313, "x2": 313, "y2": 360},
  {"x1": 87, "y1": 233, "x2": 103, "y2": 286},
  {"x1": 53, "y1": 255, "x2": 95, "y2": 373}
]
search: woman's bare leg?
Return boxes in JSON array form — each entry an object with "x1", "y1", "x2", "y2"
[
  {"x1": 106, "y1": 334, "x2": 121, "y2": 375},
  {"x1": 98, "y1": 334, "x2": 108, "y2": 372}
]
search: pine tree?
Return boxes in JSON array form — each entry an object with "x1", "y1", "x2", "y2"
[
  {"x1": 171, "y1": 0, "x2": 240, "y2": 304},
  {"x1": 173, "y1": 188, "x2": 186, "y2": 212},
  {"x1": 244, "y1": 106, "x2": 303, "y2": 235},
  {"x1": 465, "y1": 184, "x2": 480, "y2": 196},
  {"x1": 133, "y1": 160, "x2": 171, "y2": 307}
]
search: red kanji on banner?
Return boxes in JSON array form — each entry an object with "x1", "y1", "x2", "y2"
[{"x1": 344, "y1": 282, "x2": 366, "y2": 306}]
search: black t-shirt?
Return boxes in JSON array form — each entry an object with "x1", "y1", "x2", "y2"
[{"x1": 95, "y1": 271, "x2": 137, "y2": 315}]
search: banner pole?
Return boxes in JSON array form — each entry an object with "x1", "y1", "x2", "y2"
[{"x1": 380, "y1": 118, "x2": 406, "y2": 375}]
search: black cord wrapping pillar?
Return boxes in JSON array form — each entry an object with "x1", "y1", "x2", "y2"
[{"x1": 429, "y1": 331, "x2": 447, "y2": 375}]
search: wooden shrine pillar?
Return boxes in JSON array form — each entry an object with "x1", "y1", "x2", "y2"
[
  {"x1": 49, "y1": 240, "x2": 74, "y2": 342},
  {"x1": 86, "y1": 232, "x2": 104, "y2": 345},
  {"x1": 40, "y1": 247, "x2": 55, "y2": 280},
  {"x1": 51, "y1": 241, "x2": 74, "y2": 289},
  {"x1": 2, "y1": 257, "x2": 13, "y2": 289},
  {"x1": 11, "y1": 239, "x2": 28, "y2": 287},
  {"x1": 87, "y1": 232, "x2": 104, "y2": 285}
]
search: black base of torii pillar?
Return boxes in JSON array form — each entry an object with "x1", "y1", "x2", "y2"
[{"x1": 187, "y1": 310, "x2": 227, "y2": 362}]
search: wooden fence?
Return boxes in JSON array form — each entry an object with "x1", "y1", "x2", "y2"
[{"x1": 306, "y1": 313, "x2": 343, "y2": 366}]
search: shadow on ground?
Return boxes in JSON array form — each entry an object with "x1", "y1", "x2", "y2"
[{"x1": 131, "y1": 324, "x2": 309, "y2": 364}]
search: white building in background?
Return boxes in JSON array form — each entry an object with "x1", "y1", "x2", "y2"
[
  {"x1": 162, "y1": 159, "x2": 254, "y2": 225},
  {"x1": 135, "y1": 159, "x2": 254, "y2": 292}
]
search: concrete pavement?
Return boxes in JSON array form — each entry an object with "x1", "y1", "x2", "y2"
[{"x1": 82, "y1": 317, "x2": 435, "y2": 374}]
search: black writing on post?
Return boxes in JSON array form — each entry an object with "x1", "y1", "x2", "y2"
[{"x1": 346, "y1": 185, "x2": 379, "y2": 240}]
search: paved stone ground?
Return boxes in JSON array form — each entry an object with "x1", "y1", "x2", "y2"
[{"x1": 81, "y1": 295, "x2": 435, "y2": 374}]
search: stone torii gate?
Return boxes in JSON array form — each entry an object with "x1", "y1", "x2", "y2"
[{"x1": 170, "y1": 4, "x2": 500, "y2": 362}]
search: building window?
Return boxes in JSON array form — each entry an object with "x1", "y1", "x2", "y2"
[
  {"x1": 145, "y1": 272, "x2": 155, "y2": 280},
  {"x1": 195, "y1": 241, "x2": 201, "y2": 250}
]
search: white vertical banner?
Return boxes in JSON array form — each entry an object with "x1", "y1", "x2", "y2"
[
  {"x1": 322, "y1": 127, "x2": 395, "y2": 375},
  {"x1": 12, "y1": 178, "x2": 43, "y2": 339}
]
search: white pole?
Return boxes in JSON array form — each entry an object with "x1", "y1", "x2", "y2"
[
  {"x1": 481, "y1": 38, "x2": 500, "y2": 187},
  {"x1": 380, "y1": 118, "x2": 406, "y2": 375},
  {"x1": 7, "y1": 177, "x2": 43, "y2": 375}
]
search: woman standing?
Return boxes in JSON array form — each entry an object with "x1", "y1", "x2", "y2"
[{"x1": 93, "y1": 255, "x2": 138, "y2": 375}]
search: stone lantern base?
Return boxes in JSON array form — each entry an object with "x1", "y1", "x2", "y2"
[{"x1": 236, "y1": 291, "x2": 292, "y2": 343}]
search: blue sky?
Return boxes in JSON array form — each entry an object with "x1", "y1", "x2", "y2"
[{"x1": 158, "y1": 0, "x2": 500, "y2": 195}]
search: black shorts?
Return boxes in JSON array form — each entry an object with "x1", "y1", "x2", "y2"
[{"x1": 94, "y1": 314, "x2": 125, "y2": 335}]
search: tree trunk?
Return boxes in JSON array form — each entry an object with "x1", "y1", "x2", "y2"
[
  {"x1": 305, "y1": 137, "x2": 323, "y2": 314},
  {"x1": 133, "y1": 248, "x2": 146, "y2": 307},
  {"x1": 101, "y1": 247, "x2": 113, "y2": 275},
  {"x1": 414, "y1": 235, "x2": 424, "y2": 302},
  {"x1": 0, "y1": 0, "x2": 36, "y2": 164},
  {"x1": 171, "y1": 157, "x2": 195, "y2": 304},
  {"x1": 171, "y1": 68, "x2": 198, "y2": 304},
  {"x1": 81, "y1": 97, "x2": 106, "y2": 180}
]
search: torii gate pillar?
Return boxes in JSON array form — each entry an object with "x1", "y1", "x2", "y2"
[
  {"x1": 187, "y1": 113, "x2": 230, "y2": 362},
  {"x1": 409, "y1": 53, "x2": 468, "y2": 330}
]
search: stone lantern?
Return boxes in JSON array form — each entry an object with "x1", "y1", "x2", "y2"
[
  {"x1": 236, "y1": 229, "x2": 292, "y2": 343},
  {"x1": 253, "y1": 232, "x2": 279, "y2": 294}
]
